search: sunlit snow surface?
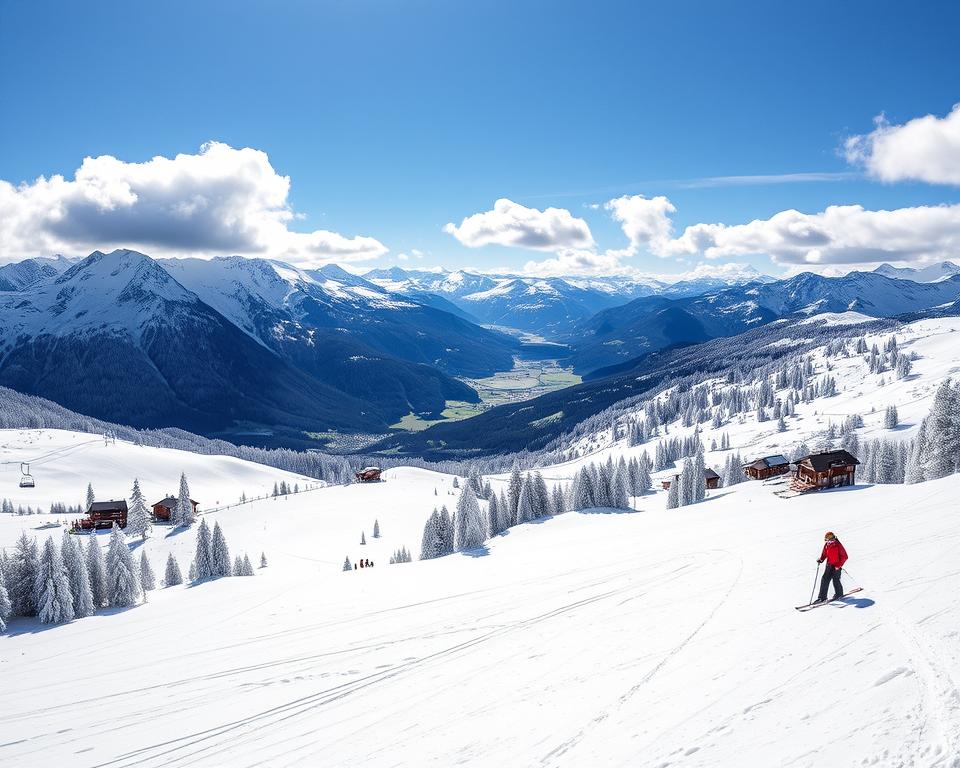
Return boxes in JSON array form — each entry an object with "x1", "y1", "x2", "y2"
[{"x1": 2, "y1": 315, "x2": 960, "y2": 766}]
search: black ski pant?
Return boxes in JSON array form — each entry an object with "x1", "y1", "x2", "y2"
[{"x1": 818, "y1": 564, "x2": 843, "y2": 601}]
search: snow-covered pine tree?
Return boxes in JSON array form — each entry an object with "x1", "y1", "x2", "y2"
[
  {"x1": 419, "y1": 509, "x2": 440, "y2": 559},
  {"x1": 188, "y1": 560, "x2": 197, "y2": 581},
  {"x1": 678, "y1": 458, "x2": 694, "y2": 507},
  {"x1": 552, "y1": 484, "x2": 566, "y2": 515},
  {"x1": 507, "y1": 465, "x2": 523, "y2": 524},
  {"x1": 210, "y1": 522, "x2": 232, "y2": 578},
  {"x1": 666, "y1": 476, "x2": 679, "y2": 510},
  {"x1": 127, "y1": 478, "x2": 152, "y2": 540},
  {"x1": 572, "y1": 466, "x2": 595, "y2": 510},
  {"x1": 454, "y1": 484, "x2": 485, "y2": 551},
  {"x1": 234, "y1": 555, "x2": 244, "y2": 574},
  {"x1": 139, "y1": 550, "x2": 156, "y2": 591},
  {"x1": 438, "y1": 506, "x2": 455, "y2": 555},
  {"x1": 0, "y1": 565, "x2": 10, "y2": 633},
  {"x1": 260, "y1": 552, "x2": 268, "y2": 568},
  {"x1": 86, "y1": 532, "x2": 108, "y2": 608},
  {"x1": 8, "y1": 531, "x2": 39, "y2": 617},
  {"x1": 692, "y1": 450, "x2": 706, "y2": 503},
  {"x1": 164, "y1": 554, "x2": 183, "y2": 586},
  {"x1": 373, "y1": 519, "x2": 380, "y2": 538},
  {"x1": 360, "y1": 531, "x2": 366, "y2": 545},
  {"x1": 923, "y1": 380, "x2": 960, "y2": 479},
  {"x1": 451, "y1": 476, "x2": 460, "y2": 489},
  {"x1": 193, "y1": 519, "x2": 214, "y2": 580},
  {"x1": 176, "y1": 473, "x2": 195, "y2": 527},
  {"x1": 35, "y1": 536, "x2": 74, "y2": 624},
  {"x1": 884, "y1": 405, "x2": 899, "y2": 430},
  {"x1": 905, "y1": 420, "x2": 927, "y2": 484},
  {"x1": 61, "y1": 530, "x2": 94, "y2": 618},
  {"x1": 486, "y1": 494, "x2": 501, "y2": 537},
  {"x1": 516, "y1": 475, "x2": 534, "y2": 523},
  {"x1": 241, "y1": 554, "x2": 254, "y2": 576},
  {"x1": 106, "y1": 523, "x2": 141, "y2": 607},
  {"x1": 496, "y1": 491, "x2": 512, "y2": 533},
  {"x1": 610, "y1": 460, "x2": 630, "y2": 510},
  {"x1": 637, "y1": 452, "x2": 652, "y2": 495},
  {"x1": 86, "y1": 483, "x2": 95, "y2": 511}
]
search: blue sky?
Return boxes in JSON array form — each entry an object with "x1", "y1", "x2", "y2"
[{"x1": 1, "y1": 1, "x2": 959, "y2": 276}]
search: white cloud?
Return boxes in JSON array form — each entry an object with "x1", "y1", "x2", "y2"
[
  {"x1": 443, "y1": 198, "x2": 595, "y2": 251},
  {"x1": 657, "y1": 203, "x2": 960, "y2": 265},
  {"x1": 845, "y1": 104, "x2": 960, "y2": 185},
  {"x1": 0, "y1": 142, "x2": 388, "y2": 266},
  {"x1": 604, "y1": 194, "x2": 676, "y2": 254}
]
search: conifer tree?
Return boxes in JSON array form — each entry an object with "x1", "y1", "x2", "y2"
[
  {"x1": 360, "y1": 531, "x2": 366, "y2": 545},
  {"x1": 139, "y1": 550, "x2": 156, "y2": 591},
  {"x1": 188, "y1": 560, "x2": 197, "y2": 581},
  {"x1": 176, "y1": 473, "x2": 195, "y2": 527},
  {"x1": 241, "y1": 554, "x2": 255, "y2": 576},
  {"x1": 86, "y1": 483, "x2": 95, "y2": 511},
  {"x1": 454, "y1": 484, "x2": 485, "y2": 550},
  {"x1": 420, "y1": 509, "x2": 441, "y2": 559},
  {"x1": 373, "y1": 519, "x2": 380, "y2": 538},
  {"x1": 533, "y1": 472, "x2": 551, "y2": 517},
  {"x1": 611, "y1": 460, "x2": 630, "y2": 509},
  {"x1": 692, "y1": 450, "x2": 706, "y2": 503},
  {"x1": 666, "y1": 477, "x2": 679, "y2": 509},
  {"x1": 193, "y1": 519, "x2": 214, "y2": 580},
  {"x1": 260, "y1": 552, "x2": 268, "y2": 568},
  {"x1": 0, "y1": 566, "x2": 10, "y2": 633},
  {"x1": 61, "y1": 530, "x2": 94, "y2": 618},
  {"x1": 507, "y1": 465, "x2": 523, "y2": 524},
  {"x1": 516, "y1": 475, "x2": 534, "y2": 523},
  {"x1": 234, "y1": 555, "x2": 244, "y2": 574},
  {"x1": 164, "y1": 554, "x2": 183, "y2": 586},
  {"x1": 86, "y1": 531, "x2": 108, "y2": 608},
  {"x1": 487, "y1": 494, "x2": 501, "y2": 537},
  {"x1": 210, "y1": 521, "x2": 232, "y2": 577},
  {"x1": 8, "y1": 531, "x2": 39, "y2": 617},
  {"x1": 106, "y1": 523, "x2": 141, "y2": 607},
  {"x1": 35, "y1": 536, "x2": 75, "y2": 624},
  {"x1": 127, "y1": 479, "x2": 152, "y2": 540},
  {"x1": 438, "y1": 505, "x2": 455, "y2": 555}
]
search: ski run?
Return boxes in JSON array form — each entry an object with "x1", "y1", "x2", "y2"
[{"x1": 1, "y1": 314, "x2": 960, "y2": 766}]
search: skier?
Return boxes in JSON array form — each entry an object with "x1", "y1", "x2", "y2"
[{"x1": 815, "y1": 531, "x2": 848, "y2": 603}]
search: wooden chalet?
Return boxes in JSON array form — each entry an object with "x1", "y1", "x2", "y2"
[
  {"x1": 355, "y1": 467, "x2": 383, "y2": 483},
  {"x1": 73, "y1": 500, "x2": 128, "y2": 531},
  {"x1": 789, "y1": 450, "x2": 860, "y2": 493},
  {"x1": 661, "y1": 468, "x2": 721, "y2": 490},
  {"x1": 151, "y1": 496, "x2": 199, "y2": 522},
  {"x1": 743, "y1": 455, "x2": 791, "y2": 481}
]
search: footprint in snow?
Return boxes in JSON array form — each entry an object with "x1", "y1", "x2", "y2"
[{"x1": 873, "y1": 666, "x2": 913, "y2": 686}]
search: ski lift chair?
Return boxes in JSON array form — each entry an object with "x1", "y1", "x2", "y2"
[{"x1": 19, "y1": 463, "x2": 35, "y2": 488}]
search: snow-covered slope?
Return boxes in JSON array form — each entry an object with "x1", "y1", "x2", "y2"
[
  {"x1": 2, "y1": 425, "x2": 960, "y2": 766},
  {"x1": 0, "y1": 255, "x2": 74, "y2": 291}
]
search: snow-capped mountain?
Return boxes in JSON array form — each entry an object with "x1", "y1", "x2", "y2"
[
  {"x1": 0, "y1": 254, "x2": 74, "y2": 291},
  {"x1": 365, "y1": 266, "x2": 776, "y2": 337},
  {"x1": 161, "y1": 256, "x2": 517, "y2": 379},
  {"x1": 873, "y1": 260, "x2": 960, "y2": 283},
  {"x1": 0, "y1": 250, "x2": 505, "y2": 441},
  {"x1": 565, "y1": 270, "x2": 960, "y2": 373}
]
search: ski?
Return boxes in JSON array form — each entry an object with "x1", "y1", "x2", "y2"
[{"x1": 795, "y1": 587, "x2": 863, "y2": 612}]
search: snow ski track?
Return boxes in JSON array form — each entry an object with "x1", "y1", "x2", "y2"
[
  {"x1": 91, "y1": 578, "x2": 660, "y2": 768},
  {"x1": 538, "y1": 550, "x2": 744, "y2": 766}
]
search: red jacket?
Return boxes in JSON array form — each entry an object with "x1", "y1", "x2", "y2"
[{"x1": 820, "y1": 540, "x2": 848, "y2": 568}]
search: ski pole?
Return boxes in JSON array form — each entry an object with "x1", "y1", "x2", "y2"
[{"x1": 809, "y1": 562, "x2": 821, "y2": 606}]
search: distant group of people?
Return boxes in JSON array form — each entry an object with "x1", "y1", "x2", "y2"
[{"x1": 355, "y1": 558, "x2": 374, "y2": 569}]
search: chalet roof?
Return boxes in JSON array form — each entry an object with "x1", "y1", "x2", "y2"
[
  {"x1": 359, "y1": 467, "x2": 381, "y2": 473},
  {"x1": 152, "y1": 497, "x2": 197, "y2": 508},
  {"x1": 797, "y1": 450, "x2": 860, "y2": 472},
  {"x1": 87, "y1": 500, "x2": 128, "y2": 513},
  {"x1": 745, "y1": 455, "x2": 791, "y2": 470},
  {"x1": 704, "y1": 468, "x2": 720, "y2": 480}
]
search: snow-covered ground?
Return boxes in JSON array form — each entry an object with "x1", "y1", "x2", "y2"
[{"x1": 2, "y1": 315, "x2": 960, "y2": 766}]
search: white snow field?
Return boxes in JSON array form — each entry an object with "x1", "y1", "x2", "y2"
[{"x1": 1, "y1": 315, "x2": 960, "y2": 766}]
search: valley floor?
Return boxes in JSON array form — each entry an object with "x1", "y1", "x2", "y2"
[{"x1": 2, "y1": 465, "x2": 960, "y2": 767}]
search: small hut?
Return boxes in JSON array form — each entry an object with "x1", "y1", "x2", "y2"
[
  {"x1": 661, "y1": 468, "x2": 721, "y2": 490},
  {"x1": 355, "y1": 467, "x2": 383, "y2": 483},
  {"x1": 151, "y1": 496, "x2": 199, "y2": 522},
  {"x1": 792, "y1": 450, "x2": 860, "y2": 491},
  {"x1": 74, "y1": 500, "x2": 128, "y2": 530},
  {"x1": 743, "y1": 455, "x2": 791, "y2": 480}
]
